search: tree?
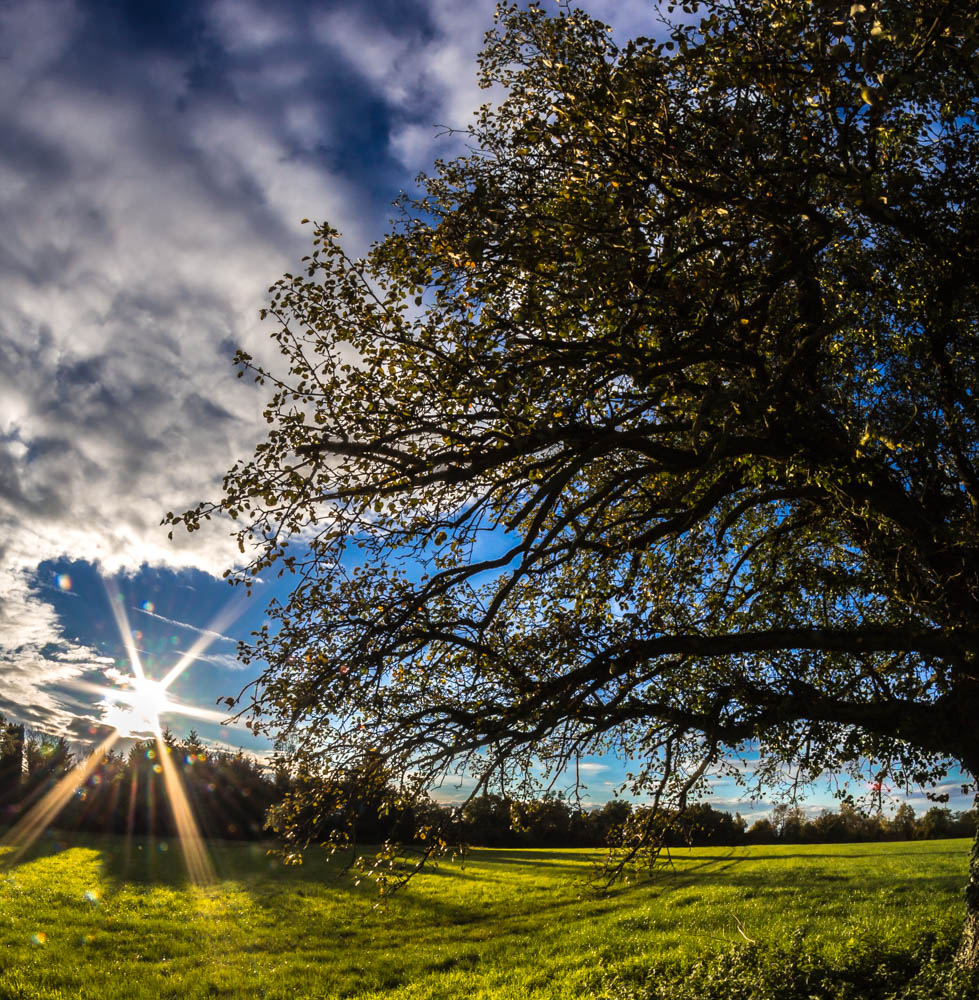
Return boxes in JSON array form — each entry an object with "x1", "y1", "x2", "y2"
[
  {"x1": 888, "y1": 802, "x2": 916, "y2": 840},
  {"x1": 0, "y1": 718, "x2": 25, "y2": 812},
  {"x1": 811, "y1": 808, "x2": 846, "y2": 842},
  {"x1": 512, "y1": 791, "x2": 575, "y2": 845},
  {"x1": 587, "y1": 798, "x2": 634, "y2": 848},
  {"x1": 672, "y1": 802, "x2": 746, "y2": 845},
  {"x1": 916, "y1": 805, "x2": 958, "y2": 841},
  {"x1": 772, "y1": 803, "x2": 808, "y2": 843},
  {"x1": 745, "y1": 817, "x2": 777, "y2": 845},
  {"x1": 460, "y1": 793, "x2": 517, "y2": 846},
  {"x1": 171, "y1": 0, "x2": 979, "y2": 960},
  {"x1": 22, "y1": 731, "x2": 73, "y2": 782}
]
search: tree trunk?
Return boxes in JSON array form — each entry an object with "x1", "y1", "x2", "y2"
[{"x1": 958, "y1": 825, "x2": 979, "y2": 967}]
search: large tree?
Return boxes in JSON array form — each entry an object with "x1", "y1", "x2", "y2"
[{"x1": 171, "y1": 0, "x2": 979, "y2": 957}]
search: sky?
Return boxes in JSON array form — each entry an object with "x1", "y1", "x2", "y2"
[
  {"x1": 0, "y1": 0, "x2": 506, "y2": 744},
  {"x1": 0, "y1": 0, "x2": 665, "y2": 784},
  {"x1": 0, "y1": 0, "x2": 971, "y2": 817}
]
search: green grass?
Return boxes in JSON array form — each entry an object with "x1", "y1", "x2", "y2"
[{"x1": 0, "y1": 833, "x2": 970, "y2": 999}]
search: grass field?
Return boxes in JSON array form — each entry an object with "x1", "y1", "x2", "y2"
[{"x1": 0, "y1": 833, "x2": 970, "y2": 999}]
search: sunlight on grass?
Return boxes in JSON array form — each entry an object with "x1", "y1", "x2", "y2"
[
  {"x1": 152, "y1": 730, "x2": 214, "y2": 886},
  {"x1": 0, "y1": 836, "x2": 969, "y2": 999}
]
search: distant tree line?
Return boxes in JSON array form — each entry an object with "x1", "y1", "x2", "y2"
[
  {"x1": 742, "y1": 800, "x2": 979, "y2": 845},
  {"x1": 0, "y1": 719, "x2": 278, "y2": 842},
  {"x1": 433, "y1": 794, "x2": 978, "y2": 849},
  {"x1": 1, "y1": 718, "x2": 974, "y2": 848}
]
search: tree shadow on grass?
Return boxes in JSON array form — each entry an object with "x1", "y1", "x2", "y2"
[
  {"x1": 96, "y1": 835, "x2": 360, "y2": 888},
  {"x1": 0, "y1": 827, "x2": 160, "y2": 883},
  {"x1": 2, "y1": 827, "x2": 349, "y2": 892},
  {"x1": 2, "y1": 829, "x2": 967, "y2": 926},
  {"x1": 467, "y1": 847, "x2": 605, "y2": 866},
  {"x1": 0, "y1": 826, "x2": 86, "y2": 868}
]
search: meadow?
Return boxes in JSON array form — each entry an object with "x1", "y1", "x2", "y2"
[{"x1": 0, "y1": 834, "x2": 971, "y2": 999}]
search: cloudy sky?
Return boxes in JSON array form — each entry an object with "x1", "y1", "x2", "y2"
[
  {"x1": 0, "y1": 0, "x2": 658, "y2": 766},
  {"x1": 0, "y1": 0, "x2": 496, "y2": 744},
  {"x1": 0, "y1": 0, "x2": 968, "y2": 817}
]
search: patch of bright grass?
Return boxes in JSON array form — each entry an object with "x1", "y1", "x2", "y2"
[{"x1": 0, "y1": 833, "x2": 970, "y2": 999}]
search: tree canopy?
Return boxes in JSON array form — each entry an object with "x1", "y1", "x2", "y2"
[{"x1": 173, "y1": 0, "x2": 977, "y2": 912}]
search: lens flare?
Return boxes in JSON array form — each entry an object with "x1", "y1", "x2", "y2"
[
  {"x1": 2, "y1": 578, "x2": 245, "y2": 886},
  {"x1": 0, "y1": 731, "x2": 120, "y2": 866}
]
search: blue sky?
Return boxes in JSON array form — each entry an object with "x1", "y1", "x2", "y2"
[
  {"x1": 0, "y1": 0, "x2": 655, "y2": 769},
  {"x1": 0, "y1": 0, "x2": 516, "y2": 746},
  {"x1": 0, "y1": 0, "x2": 971, "y2": 817}
]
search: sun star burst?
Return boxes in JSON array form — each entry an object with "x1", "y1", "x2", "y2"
[{"x1": 2, "y1": 579, "x2": 246, "y2": 885}]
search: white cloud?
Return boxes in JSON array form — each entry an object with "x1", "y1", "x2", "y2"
[
  {"x1": 206, "y1": 0, "x2": 294, "y2": 53},
  {"x1": 0, "y1": 0, "x2": 82, "y2": 80},
  {"x1": 190, "y1": 651, "x2": 251, "y2": 673},
  {"x1": 313, "y1": 1, "x2": 497, "y2": 171},
  {"x1": 0, "y1": 540, "x2": 112, "y2": 735},
  {"x1": 584, "y1": 0, "x2": 667, "y2": 40},
  {"x1": 0, "y1": 0, "x2": 381, "y2": 734}
]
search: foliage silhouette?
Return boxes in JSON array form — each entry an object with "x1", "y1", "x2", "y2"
[{"x1": 170, "y1": 0, "x2": 979, "y2": 958}]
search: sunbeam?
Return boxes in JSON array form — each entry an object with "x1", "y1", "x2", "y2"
[
  {"x1": 158, "y1": 596, "x2": 248, "y2": 690},
  {"x1": 104, "y1": 578, "x2": 146, "y2": 682},
  {"x1": 2, "y1": 579, "x2": 246, "y2": 884},
  {"x1": 0, "y1": 731, "x2": 120, "y2": 865},
  {"x1": 154, "y1": 728, "x2": 214, "y2": 885}
]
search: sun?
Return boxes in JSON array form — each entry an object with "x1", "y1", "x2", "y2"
[
  {"x1": 103, "y1": 675, "x2": 172, "y2": 737},
  {"x1": 0, "y1": 579, "x2": 246, "y2": 885},
  {"x1": 130, "y1": 676, "x2": 169, "y2": 720}
]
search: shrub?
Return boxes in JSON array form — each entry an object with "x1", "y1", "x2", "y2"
[{"x1": 601, "y1": 929, "x2": 979, "y2": 1000}]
